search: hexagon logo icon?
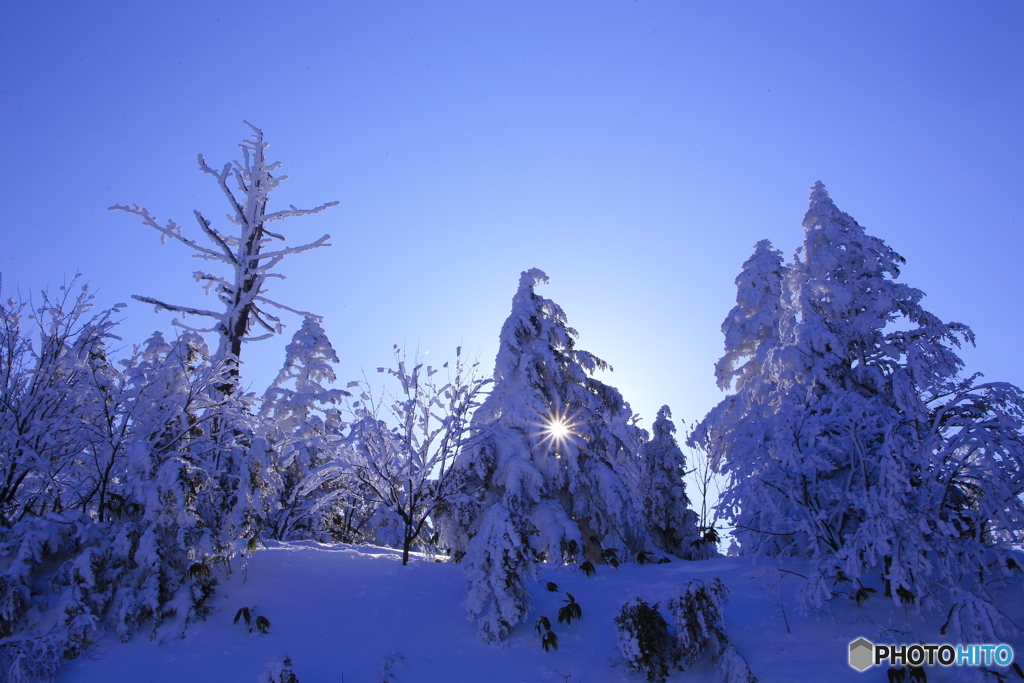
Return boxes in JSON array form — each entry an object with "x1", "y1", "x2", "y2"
[{"x1": 849, "y1": 637, "x2": 874, "y2": 672}]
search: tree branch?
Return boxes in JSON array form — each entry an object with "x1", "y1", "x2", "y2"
[{"x1": 130, "y1": 295, "x2": 222, "y2": 321}]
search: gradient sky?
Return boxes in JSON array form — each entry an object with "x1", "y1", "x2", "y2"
[{"x1": 2, "y1": 2, "x2": 1022, "y2": 435}]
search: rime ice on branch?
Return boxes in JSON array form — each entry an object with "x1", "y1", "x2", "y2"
[{"x1": 110, "y1": 122, "x2": 338, "y2": 380}]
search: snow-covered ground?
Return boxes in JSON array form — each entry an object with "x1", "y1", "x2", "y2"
[{"x1": 57, "y1": 542, "x2": 1024, "y2": 683}]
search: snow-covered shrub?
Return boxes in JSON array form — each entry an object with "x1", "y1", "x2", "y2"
[
  {"x1": 668, "y1": 578, "x2": 729, "y2": 666},
  {"x1": 614, "y1": 598, "x2": 675, "y2": 683},
  {"x1": 0, "y1": 280, "x2": 122, "y2": 528},
  {"x1": 259, "y1": 654, "x2": 299, "y2": 683},
  {"x1": 0, "y1": 292, "x2": 254, "y2": 679},
  {"x1": 378, "y1": 651, "x2": 406, "y2": 683},
  {"x1": 714, "y1": 643, "x2": 758, "y2": 683},
  {"x1": 667, "y1": 579, "x2": 757, "y2": 682},
  {"x1": 693, "y1": 182, "x2": 1024, "y2": 643},
  {"x1": 0, "y1": 633, "x2": 66, "y2": 683}
]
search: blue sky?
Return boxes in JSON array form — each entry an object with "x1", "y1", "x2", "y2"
[{"x1": 2, "y1": 1, "x2": 1022, "y2": 430}]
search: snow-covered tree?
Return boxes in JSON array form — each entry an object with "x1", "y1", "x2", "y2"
[
  {"x1": 694, "y1": 182, "x2": 1024, "y2": 643},
  {"x1": 256, "y1": 317, "x2": 350, "y2": 542},
  {"x1": 614, "y1": 598, "x2": 675, "y2": 683},
  {"x1": 345, "y1": 346, "x2": 489, "y2": 565},
  {"x1": 637, "y1": 406, "x2": 704, "y2": 559},
  {"x1": 114, "y1": 331, "x2": 244, "y2": 633},
  {"x1": 110, "y1": 123, "x2": 338, "y2": 383},
  {"x1": 713, "y1": 239, "x2": 787, "y2": 393},
  {"x1": 444, "y1": 269, "x2": 651, "y2": 641}
]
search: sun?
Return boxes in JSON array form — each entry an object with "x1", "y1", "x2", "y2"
[
  {"x1": 546, "y1": 419, "x2": 571, "y2": 440},
  {"x1": 538, "y1": 410, "x2": 578, "y2": 451}
]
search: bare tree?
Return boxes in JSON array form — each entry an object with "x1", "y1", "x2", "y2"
[
  {"x1": 684, "y1": 432, "x2": 724, "y2": 555},
  {"x1": 110, "y1": 122, "x2": 338, "y2": 383},
  {"x1": 345, "y1": 346, "x2": 490, "y2": 565}
]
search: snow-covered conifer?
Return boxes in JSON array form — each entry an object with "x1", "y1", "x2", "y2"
[
  {"x1": 257, "y1": 317, "x2": 349, "y2": 541},
  {"x1": 462, "y1": 503, "x2": 537, "y2": 643},
  {"x1": 713, "y1": 240, "x2": 787, "y2": 393},
  {"x1": 637, "y1": 406, "x2": 703, "y2": 559},
  {"x1": 446, "y1": 269, "x2": 651, "y2": 640},
  {"x1": 694, "y1": 182, "x2": 1024, "y2": 643}
]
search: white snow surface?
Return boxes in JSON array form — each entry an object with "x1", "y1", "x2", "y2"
[{"x1": 57, "y1": 542, "x2": 1024, "y2": 683}]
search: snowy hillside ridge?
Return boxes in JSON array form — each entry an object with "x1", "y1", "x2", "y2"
[
  {"x1": 58, "y1": 542, "x2": 1024, "y2": 683},
  {"x1": 4, "y1": 129, "x2": 1023, "y2": 683}
]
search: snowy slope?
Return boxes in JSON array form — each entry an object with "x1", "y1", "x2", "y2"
[{"x1": 58, "y1": 542, "x2": 1023, "y2": 683}]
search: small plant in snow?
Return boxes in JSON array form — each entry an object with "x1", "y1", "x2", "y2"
[
  {"x1": 614, "y1": 598, "x2": 675, "y2": 683},
  {"x1": 535, "y1": 616, "x2": 558, "y2": 652},
  {"x1": 557, "y1": 592, "x2": 583, "y2": 626},
  {"x1": 234, "y1": 606, "x2": 271, "y2": 634},
  {"x1": 886, "y1": 665, "x2": 927, "y2": 683}
]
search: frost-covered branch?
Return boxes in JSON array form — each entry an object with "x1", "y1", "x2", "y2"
[
  {"x1": 109, "y1": 204, "x2": 228, "y2": 261},
  {"x1": 130, "y1": 294, "x2": 223, "y2": 322}
]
